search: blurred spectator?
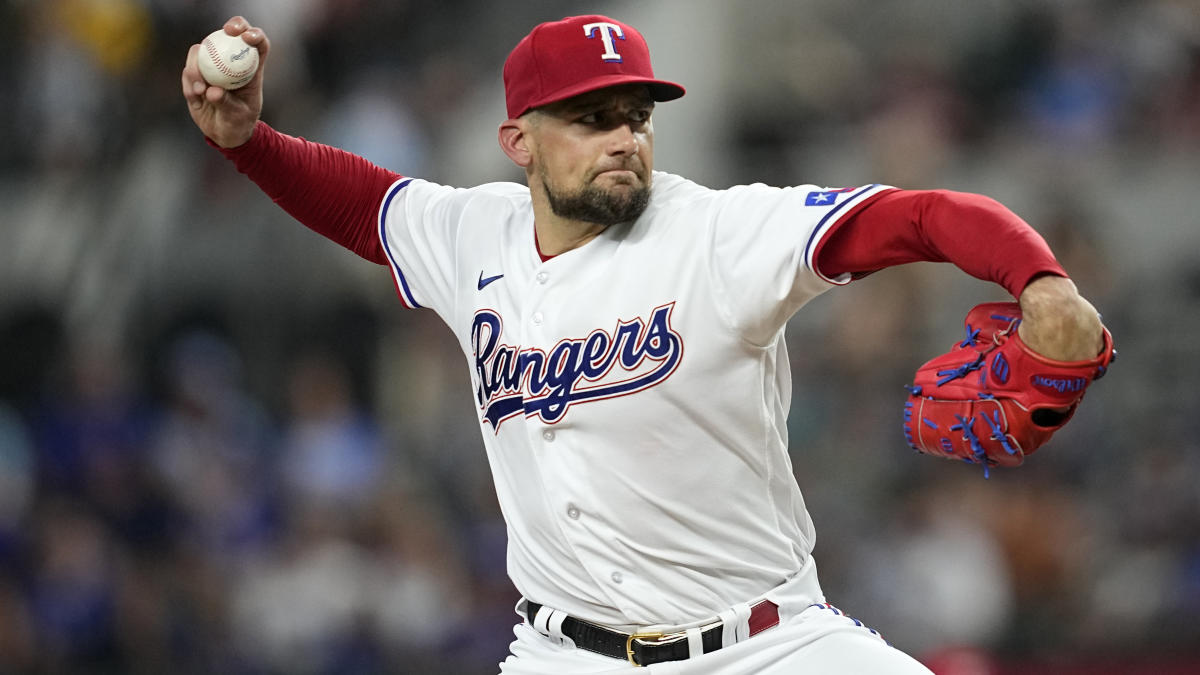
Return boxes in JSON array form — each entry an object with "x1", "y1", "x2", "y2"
[
  {"x1": 316, "y1": 68, "x2": 431, "y2": 175},
  {"x1": 1018, "y1": 7, "x2": 1124, "y2": 149},
  {"x1": 848, "y1": 476, "x2": 1016, "y2": 658},
  {"x1": 279, "y1": 348, "x2": 385, "y2": 511},
  {"x1": 148, "y1": 329, "x2": 277, "y2": 567},
  {"x1": 26, "y1": 500, "x2": 120, "y2": 670},
  {"x1": 365, "y1": 483, "x2": 474, "y2": 670},
  {"x1": 230, "y1": 503, "x2": 378, "y2": 674},
  {"x1": 29, "y1": 337, "x2": 158, "y2": 534}
]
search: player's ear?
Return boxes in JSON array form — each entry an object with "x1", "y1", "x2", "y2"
[{"x1": 498, "y1": 118, "x2": 533, "y2": 168}]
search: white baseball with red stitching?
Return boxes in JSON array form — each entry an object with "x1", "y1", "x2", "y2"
[{"x1": 197, "y1": 29, "x2": 258, "y2": 90}]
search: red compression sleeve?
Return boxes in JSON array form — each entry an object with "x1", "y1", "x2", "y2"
[
  {"x1": 212, "y1": 121, "x2": 401, "y2": 265},
  {"x1": 816, "y1": 189, "x2": 1066, "y2": 297}
]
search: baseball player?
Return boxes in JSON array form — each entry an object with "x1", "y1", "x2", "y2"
[{"x1": 182, "y1": 14, "x2": 1112, "y2": 674}]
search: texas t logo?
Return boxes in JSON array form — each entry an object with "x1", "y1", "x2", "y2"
[{"x1": 583, "y1": 21, "x2": 625, "y2": 62}]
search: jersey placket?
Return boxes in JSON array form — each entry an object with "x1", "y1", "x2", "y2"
[{"x1": 522, "y1": 257, "x2": 647, "y2": 615}]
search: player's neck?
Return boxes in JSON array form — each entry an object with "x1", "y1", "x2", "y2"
[
  {"x1": 529, "y1": 192, "x2": 610, "y2": 257},
  {"x1": 533, "y1": 217, "x2": 609, "y2": 257}
]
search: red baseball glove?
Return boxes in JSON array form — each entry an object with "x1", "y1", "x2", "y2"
[{"x1": 903, "y1": 302, "x2": 1114, "y2": 475}]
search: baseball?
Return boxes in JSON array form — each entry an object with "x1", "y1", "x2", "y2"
[{"x1": 197, "y1": 29, "x2": 258, "y2": 90}]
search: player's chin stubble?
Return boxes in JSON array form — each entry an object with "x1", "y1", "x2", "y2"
[{"x1": 541, "y1": 166, "x2": 651, "y2": 226}]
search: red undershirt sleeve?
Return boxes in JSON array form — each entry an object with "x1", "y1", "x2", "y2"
[
  {"x1": 210, "y1": 121, "x2": 401, "y2": 265},
  {"x1": 815, "y1": 188, "x2": 1067, "y2": 298}
]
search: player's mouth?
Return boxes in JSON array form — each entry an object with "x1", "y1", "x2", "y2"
[{"x1": 593, "y1": 167, "x2": 643, "y2": 184}]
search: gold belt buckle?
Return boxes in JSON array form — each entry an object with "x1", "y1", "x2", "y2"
[{"x1": 625, "y1": 631, "x2": 665, "y2": 667}]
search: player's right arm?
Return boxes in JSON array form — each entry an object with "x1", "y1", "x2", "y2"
[{"x1": 181, "y1": 17, "x2": 401, "y2": 265}]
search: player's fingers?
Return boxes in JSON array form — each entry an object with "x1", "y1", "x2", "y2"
[
  {"x1": 234, "y1": 24, "x2": 269, "y2": 92},
  {"x1": 240, "y1": 26, "x2": 271, "y2": 61},
  {"x1": 204, "y1": 84, "x2": 227, "y2": 105},
  {"x1": 223, "y1": 15, "x2": 251, "y2": 36},
  {"x1": 181, "y1": 44, "x2": 206, "y2": 104}
]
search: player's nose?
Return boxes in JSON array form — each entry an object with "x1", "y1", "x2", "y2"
[{"x1": 604, "y1": 123, "x2": 639, "y2": 156}]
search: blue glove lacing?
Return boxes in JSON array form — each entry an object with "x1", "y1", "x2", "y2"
[
  {"x1": 950, "y1": 413, "x2": 991, "y2": 478},
  {"x1": 936, "y1": 353, "x2": 986, "y2": 386}
]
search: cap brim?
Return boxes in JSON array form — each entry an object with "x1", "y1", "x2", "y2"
[{"x1": 520, "y1": 75, "x2": 685, "y2": 116}]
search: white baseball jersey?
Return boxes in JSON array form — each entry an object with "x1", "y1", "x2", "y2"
[{"x1": 377, "y1": 171, "x2": 892, "y2": 631}]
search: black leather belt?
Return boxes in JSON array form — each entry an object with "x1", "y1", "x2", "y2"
[{"x1": 520, "y1": 599, "x2": 780, "y2": 667}]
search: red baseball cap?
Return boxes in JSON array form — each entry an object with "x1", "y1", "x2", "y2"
[{"x1": 503, "y1": 15, "x2": 685, "y2": 119}]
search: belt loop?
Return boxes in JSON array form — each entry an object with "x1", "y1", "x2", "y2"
[
  {"x1": 718, "y1": 603, "x2": 752, "y2": 646},
  {"x1": 530, "y1": 603, "x2": 575, "y2": 648},
  {"x1": 547, "y1": 609, "x2": 575, "y2": 648},
  {"x1": 717, "y1": 607, "x2": 738, "y2": 648},
  {"x1": 735, "y1": 602, "x2": 752, "y2": 642},
  {"x1": 532, "y1": 604, "x2": 552, "y2": 634},
  {"x1": 685, "y1": 627, "x2": 704, "y2": 658}
]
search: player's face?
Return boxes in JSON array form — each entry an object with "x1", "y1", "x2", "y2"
[{"x1": 529, "y1": 85, "x2": 655, "y2": 225}]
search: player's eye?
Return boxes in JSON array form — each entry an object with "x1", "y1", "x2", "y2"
[{"x1": 576, "y1": 111, "x2": 606, "y2": 125}]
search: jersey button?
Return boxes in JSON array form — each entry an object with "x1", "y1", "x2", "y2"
[
  {"x1": 532, "y1": 312, "x2": 544, "y2": 325},
  {"x1": 566, "y1": 505, "x2": 580, "y2": 520},
  {"x1": 542, "y1": 429, "x2": 555, "y2": 442},
  {"x1": 611, "y1": 571, "x2": 623, "y2": 584},
  {"x1": 535, "y1": 272, "x2": 549, "y2": 284}
]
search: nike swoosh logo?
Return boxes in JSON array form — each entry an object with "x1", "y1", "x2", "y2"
[{"x1": 477, "y1": 271, "x2": 505, "y2": 291}]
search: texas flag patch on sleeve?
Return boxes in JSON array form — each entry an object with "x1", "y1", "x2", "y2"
[{"x1": 805, "y1": 187, "x2": 856, "y2": 206}]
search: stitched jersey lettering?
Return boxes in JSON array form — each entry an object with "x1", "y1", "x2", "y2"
[{"x1": 471, "y1": 303, "x2": 684, "y2": 430}]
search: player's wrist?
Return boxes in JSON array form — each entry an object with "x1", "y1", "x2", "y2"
[
  {"x1": 1017, "y1": 275, "x2": 1104, "y2": 361},
  {"x1": 207, "y1": 119, "x2": 264, "y2": 153},
  {"x1": 214, "y1": 121, "x2": 257, "y2": 149}
]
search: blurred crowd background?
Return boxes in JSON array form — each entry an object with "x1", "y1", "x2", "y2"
[{"x1": 1, "y1": 0, "x2": 1198, "y2": 673}]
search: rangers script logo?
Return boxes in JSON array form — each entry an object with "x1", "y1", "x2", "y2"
[{"x1": 471, "y1": 303, "x2": 684, "y2": 430}]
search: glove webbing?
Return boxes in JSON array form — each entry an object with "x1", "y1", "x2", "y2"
[{"x1": 903, "y1": 392, "x2": 1021, "y2": 479}]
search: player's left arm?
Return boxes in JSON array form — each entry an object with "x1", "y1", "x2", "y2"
[{"x1": 815, "y1": 189, "x2": 1104, "y2": 359}]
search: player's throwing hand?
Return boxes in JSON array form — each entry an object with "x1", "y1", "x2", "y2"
[{"x1": 181, "y1": 16, "x2": 269, "y2": 148}]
